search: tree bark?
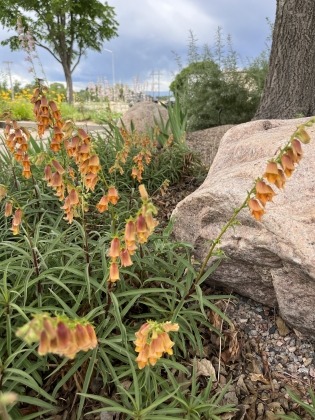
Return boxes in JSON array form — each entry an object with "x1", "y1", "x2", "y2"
[
  {"x1": 253, "y1": 0, "x2": 315, "y2": 120},
  {"x1": 64, "y1": 67, "x2": 73, "y2": 104}
]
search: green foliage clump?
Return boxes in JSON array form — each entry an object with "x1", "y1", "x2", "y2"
[{"x1": 170, "y1": 27, "x2": 271, "y2": 132}]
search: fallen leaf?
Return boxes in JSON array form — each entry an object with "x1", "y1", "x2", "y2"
[
  {"x1": 195, "y1": 358, "x2": 216, "y2": 379},
  {"x1": 248, "y1": 373, "x2": 270, "y2": 385}
]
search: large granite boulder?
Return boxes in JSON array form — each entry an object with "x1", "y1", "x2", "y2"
[
  {"x1": 172, "y1": 118, "x2": 315, "y2": 336},
  {"x1": 118, "y1": 101, "x2": 169, "y2": 134}
]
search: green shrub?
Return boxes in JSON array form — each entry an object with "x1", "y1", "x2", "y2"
[{"x1": 170, "y1": 27, "x2": 270, "y2": 131}]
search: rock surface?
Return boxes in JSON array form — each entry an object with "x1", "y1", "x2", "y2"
[
  {"x1": 172, "y1": 118, "x2": 315, "y2": 336},
  {"x1": 118, "y1": 101, "x2": 169, "y2": 134},
  {"x1": 186, "y1": 124, "x2": 235, "y2": 167}
]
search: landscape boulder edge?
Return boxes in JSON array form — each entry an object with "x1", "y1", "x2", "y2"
[
  {"x1": 118, "y1": 101, "x2": 169, "y2": 134},
  {"x1": 172, "y1": 118, "x2": 315, "y2": 336}
]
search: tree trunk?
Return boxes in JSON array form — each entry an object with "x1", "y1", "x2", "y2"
[
  {"x1": 63, "y1": 66, "x2": 73, "y2": 104},
  {"x1": 253, "y1": 0, "x2": 315, "y2": 120}
]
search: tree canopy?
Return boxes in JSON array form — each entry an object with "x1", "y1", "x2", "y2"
[{"x1": 0, "y1": 0, "x2": 119, "y2": 103}]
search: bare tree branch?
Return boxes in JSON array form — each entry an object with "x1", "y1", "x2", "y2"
[
  {"x1": 35, "y1": 42, "x2": 62, "y2": 63},
  {"x1": 71, "y1": 48, "x2": 84, "y2": 73}
]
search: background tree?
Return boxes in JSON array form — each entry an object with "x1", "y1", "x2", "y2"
[
  {"x1": 254, "y1": 0, "x2": 315, "y2": 120},
  {"x1": 0, "y1": 0, "x2": 119, "y2": 103}
]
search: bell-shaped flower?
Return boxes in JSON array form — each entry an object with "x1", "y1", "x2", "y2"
[
  {"x1": 263, "y1": 162, "x2": 280, "y2": 184},
  {"x1": 0, "y1": 186, "x2": 7, "y2": 201},
  {"x1": 274, "y1": 169, "x2": 286, "y2": 189},
  {"x1": 84, "y1": 172, "x2": 98, "y2": 192},
  {"x1": 43, "y1": 164, "x2": 52, "y2": 182},
  {"x1": 291, "y1": 139, "x2": 303, "y2": 164},
  {"x1": 120, "y1": 247, "x2": 133, "y2": 267},
  {"x1": 248, "y1": 198, "x2": 265, "y2": 222},
  {"x1": 139, "y1": 184, "x2": 148, "y2": 200},
  {"x1": 96, "y1": 195, "x2": 109, "y2": 213},
  {"x1": 281, "y1": 154, "x2": 295, "y2": 177},
  {"x1": 255, "y1": 180, "x2": 276, "y2": 207},
  {"x1": 125, "y1": 220, "x2": 136, "y2": 241},
  {"x1": 5, "y1": 202, "x2": 12, "y2": 217},
  {"x1": 109, "y1": 262, "x2": 120, "y2": 282},
  {"x1": 108, "y1": 186, "x2": 120, "y2": 204},
  {"x1": 88, "y1": 155, "x2": 101, "y2": 174},
  {"x1": 131, "y1": 166, "x2": 138, "y2": 179},
  {"x1": 50, "y1": 138, "x2": 61, "y2": 152},
  {"x1": 49, "y1": 101, "x2": 62, "y2": 120},
  {"x1": 108, "y1": 237, "x2": 120, "y2": 260},
  {"x1": 14, "y1": 148, "x2": 23, "y2": 162},
  {"x1": 78, "y1": 128, "x2": 91, "y2": 144},
  {"x1": 22, "y1": 154, "x2": 31, "y2": 170},
  {"x1": 52, "y1": 160, "x2": 65, "y2": 174},
  {"x1": 69, "y1": 189, "x2": 80, "y2": 206},
  {"x1": 53, "y1": 126, "x2": 64, "y2": 143},
  {"x1": 77, "y1": 143, "x2": 90, "y2": 162},
  {"x1": 22, "y1": 168, "x2": 32, "y2": 179}
]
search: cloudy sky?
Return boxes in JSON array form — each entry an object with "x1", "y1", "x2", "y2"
[{"x1": 0, "y1": 0, "x2": 276, "y2": 94}]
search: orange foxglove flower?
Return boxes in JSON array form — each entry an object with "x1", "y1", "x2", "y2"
[
  {"x1": 5, "y1": 202, "x2": 12, "y2": 217},
  {"x1": 43, "y1": 164, "x2": 52, "y2": 182},
  {"x1": 19, "y1": 137, "x2": 28, "y2": 152},
  {"x1": 263, "y1": 162, "x2": 280, "y2": 184},
  {"x1": 145, "y1": 212, "x2": 159, "y2": 233},
  {"x1": 49, "y1": 101, "x2": 62, "y2": 120},
  {"x1": 281, "y1": 154, "x2": 295, "y2": 177},
  {"x1": 22, "y1": 154, "x2": 31, "y2": 170},
  {"x1": 53, "y1": 126, "x2": 64, "y2": 142},
  {"x1": 108, "y1": 238, "x2": 120, "y2": 260},
  {"x1": 109, "y1": 262, "x2": 120, "y2": 282},
  {"x1": 291, "y1": 139, "x2": 303, "y2": 163},
  {"x1": 40, "y1": 96, "x2": 49, "y2": 113},
  {"x1": 69, "y1": 189, "x2": 80, "y2": 206},
  {"x1": 274, "y1": 168, "x2": 286, "y2": 189},
  {"x1": 96, "y1": 195, "x2": 109, "y2": 213},
  {"x1": 120, "y1": 248, "x2": 133, "y2": 267},
  {"x1": 248, "y1": 198, "x2": 265, "y2": 222},
  {"x1": 139, "y1": 184, "x2": 148, "y2": 200},
  {"x1": 255, "y1": 180, "x2": 276, "y2": 207},
  {"x1": 77, "y1": 143, "x2": 90, "y2": 162},
  {"x1": 125, "y1": 220, "x2": 136, "y2": 241},
  {"x1": 84, "y1": 172, "x2": 98, "y2": 192},
  {"x1": 0, "y1": 186, "x2": 7, "y2": 201},
  {"x1": 134, "y1": 321, "x2": 179, "y2": 369},
  {"x1": 77, "y1": 128, "x2": 91, "y2": 144},
  {"x1": 125, "y1": 240, "x2": 138, "y2": 255},
  {"x1": 88, "y1": 155, "x2": 101, "y2": 174},
  {"x1": 37, "y1": 124, "x2": 46, "y2": 138},
  {"x1": 22, "y1": 168, "x2": 32, "y2": 179},
  {"x1": 50, "y1": 138, "x2": 61, "y2": 152},
  {"x1": 108, "y1": 187, "x2": 119, "y2": 204},
  {"x1": 52, "y1": 160, "x2": 65, "y2": 174},
  {"x1": 50, "y1": 172, "x2": 63, "y2": 188},
  {"x1": 11, "y1": 208, "x2": 23, "y2": 235},
  {"x1": 131, "y1": 166, "x2": 138, "y2": 179},
  {"x1": 14, "y1": 148, "x2": 23, "y2": 162}
]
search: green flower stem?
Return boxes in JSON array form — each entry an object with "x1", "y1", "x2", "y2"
[
  {"x1": 81, "y1": 200, "x2": 91, "y2": 275},
  {"x1": 185, "y1": 186, "x2": 255, "y2": 299}
]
